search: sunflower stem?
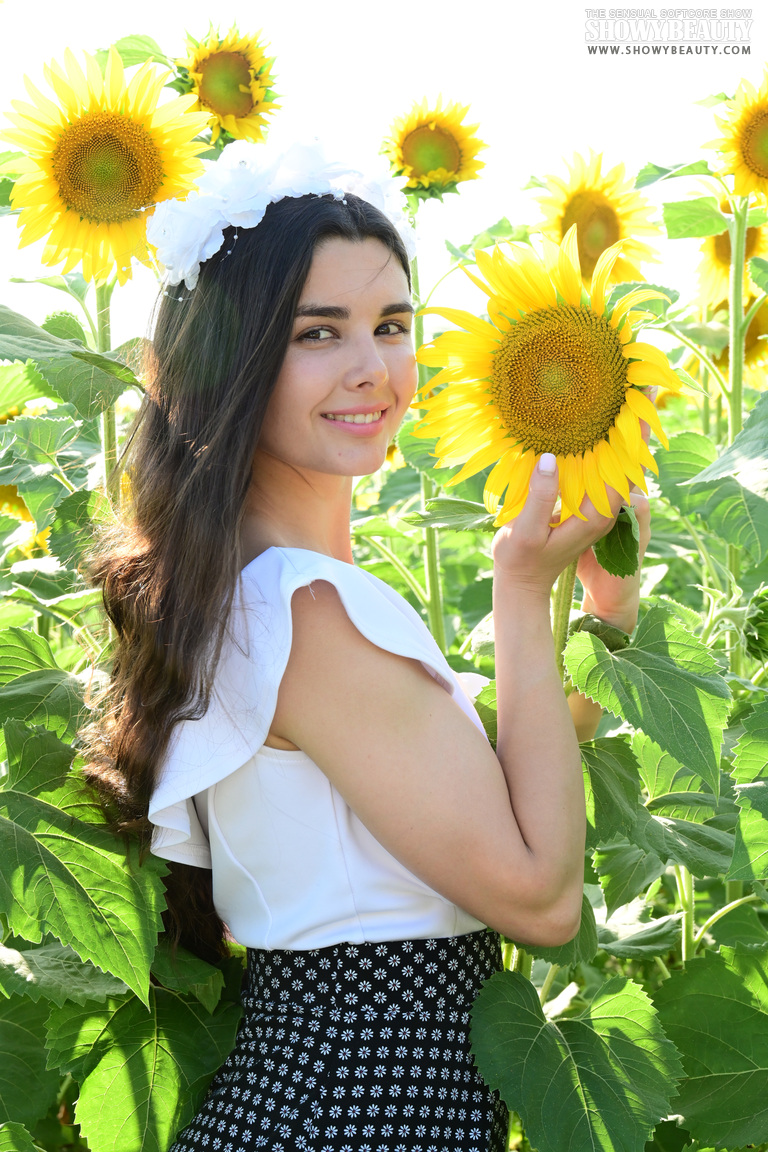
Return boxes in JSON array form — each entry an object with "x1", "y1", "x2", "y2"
[
  {"x1": 552, "y1": 559, "x2": 579, "y2": 683},
  {"x1": 411, "y1": 252, "x2": 447, "y2": 654},
  {"x1": 511, "y1": 946, "x2": 532, "y2": 979},
  {"x1": 674, "y1": 864, "x2": 696, "y2": 966},
  {"x1": 727, "y1": 197, "x2": 749, "y2": 444},
  {"x1": 95, "y1": 281, "x2": 120, "y2": 506}
]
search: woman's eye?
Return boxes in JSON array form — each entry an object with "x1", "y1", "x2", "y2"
[
  {"x1": 298, "y1": 326, "x2": 336, "y2": 342},
  {"x1": 377, "y1": 321, "x2": 409, "y2": 336}
]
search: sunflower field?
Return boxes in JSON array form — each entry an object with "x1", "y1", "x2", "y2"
[{"x1": 0, "y1": 27, "x2": 768, "y2": 1152}]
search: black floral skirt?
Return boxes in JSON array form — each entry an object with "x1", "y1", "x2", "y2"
[{"x1": 170, "y1": 929, "x2": 507, "y2": 1152}]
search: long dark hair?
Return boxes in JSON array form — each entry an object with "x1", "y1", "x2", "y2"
[{"x1": 83, "y1": 193, "x2": 412, "y2": 960}]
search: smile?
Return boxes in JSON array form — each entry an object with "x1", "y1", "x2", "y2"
[{"x1": 322, "y1": 410, "x2": 383, "y2": 424}]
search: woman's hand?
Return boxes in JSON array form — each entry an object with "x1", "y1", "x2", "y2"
[
  {"x1": 491, "y1": 453, "x2": 625, "y2": 598},
  {"x1": 577, "y1": 489, "x2": 651, "y2": 635}
]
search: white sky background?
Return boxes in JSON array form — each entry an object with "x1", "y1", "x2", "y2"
[{"x1": 0, "y1": 0, "x2": 766, "y2": 347}]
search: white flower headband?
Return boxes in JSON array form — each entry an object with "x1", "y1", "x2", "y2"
[{"x1": 147, "y1": 139, "x2": 416, "y2": 291}]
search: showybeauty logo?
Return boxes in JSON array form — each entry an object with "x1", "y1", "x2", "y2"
[{"x1": 584, "y1": 8, "x2": 753, "y2": 55}]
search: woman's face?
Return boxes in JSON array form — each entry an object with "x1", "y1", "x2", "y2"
[{"x1": 257, "y1": 237, "x2": 417, "y2": 478}]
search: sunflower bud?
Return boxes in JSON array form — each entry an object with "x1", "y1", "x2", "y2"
[{"x1": 745, "y1": 584, "x2": 768, "y2": 662}]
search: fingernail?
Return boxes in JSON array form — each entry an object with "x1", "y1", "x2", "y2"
[{"x1": 538, "y1": 452, "x2": 557, "y2": 475}]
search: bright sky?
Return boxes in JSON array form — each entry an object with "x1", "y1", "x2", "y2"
[{"x1": 1, "y1": 0, "x2": 766, "y2": 346}]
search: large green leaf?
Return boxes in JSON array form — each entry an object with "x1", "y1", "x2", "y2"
[
  {"x1": 635, "y1": 160, "x2": 713, "y2": 188},
  {"x1": 0, "y1": 669, "x2": 83, "y2": 741},
  {"x1": 0, "y1": 943, "x2": 127, "y2": 1006},
  {"x1": 654, "y1": 946, "x2": 768, "y2": 1148},
  {"x1": 0, "y1": 1122, "x2": 41, "y2": 1152},
  {"x1": 663, "y1": 198, "x2": 729, "y2": 239},
  {"x1": 0, "y1": 629, "x2": 57, "y2": 684},
  {"x1": 0, "y1": 414, "x2": 85, "y2": 531},
  {"x1": 524, "y1": 892, "x2": 599, "y2": 966},
  {"x1": 581, "y1": 737, "x2": 645, "y2": 851},
  {"x1": 685, "y1": 390, "x2": 768, "y2": 499},
  {"x1": 471, "y1": 971, "x2": 683, "y2": 1152},
  {"x1": 594, "y1": 505, "x2": 640, "y2": 578},
  {"x1": 633, "y1": 734, "x2": 717, "y2": 824},
  {"x1": 48, "y1": 488, "x2": 113, "y2": 569},
  {"x1": 0, "y1": 722, "x2": 166, "y2": 1003},
  {"x1": 46, "y1": 989, "x2": 241, "y2": 1152},
  {"x1": 0, "y1": 305, "x2": 138, "y2": 418},
  {"x1": 599, "y1": 913, "x2": 682, "y2": 960},
  {"x1": 657, "y1": 429, "x2": 768, "y2": 565},
  {"x1": 564, "y1": 608, "x2": 731, "y2": 796},
  {"x1": 0, "y1": 362, "x2": 49, "y2": 417},
  {"x1": 594, "y1": 839, "x2": 666, "y2": 917},
  {"x1": 728, "y1": 699, "x2": 768, "y2": 880},
  {"x1": 151, "y1": 940, "x2": 224, "y2": 1014},
  {"x1": 0, "y1": 998, "x2": 59, "y2": 1127},
  {"x1": 401, "y1": 496, "x2": 496, "y2": 533}
]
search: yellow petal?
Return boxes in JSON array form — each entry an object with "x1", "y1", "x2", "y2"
[
  {"x1": 624, "y1": 387, "x2": 668, "y2": 448},
  {"x1": 595, "y1": 438, "x2": 630, "y2": 502},
  {"x1": 589, "y1": 241, "x2": 624, "y2": 317},
  {"x1": 559, "y1": 453, "x2": 587, "y2": 520},
  {"x1": 582, "y1": 448, "x2": 613, "y2": 516}
]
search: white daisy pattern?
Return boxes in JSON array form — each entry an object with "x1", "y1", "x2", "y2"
[{"x1": 169, "y1": 931, "x2": 506, "y2": 1151}]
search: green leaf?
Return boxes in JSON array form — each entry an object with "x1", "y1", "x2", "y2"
[
  {"x1": 446, "y1": 218, "x2": 530, "y2": 262},
  {"x1": 599, "y1": 912, "x2": 682, "y2": 960},
  {"x1": 0, "y1": 721, "x2": 166, "y2": 1003},
  {"x1": 9, "y1": 274, "x2": 89, "y2": 307},
  {"x1": 656, "y1": 430, "x2": 768, "y2": 564},
  {"x1": 644, "y1": 1119, "x2": 692, "y2": 1152},
  {"x1": 46, "y1": 989, "x2": 241, "y2": 1152},
  {"x1": 150, "y1": 940, "x2": 224, "y2": 1014},
  {"x1": 632, "y1": 806, "x2": 734, "y2": 878},
  {"x1": 105, "y1": 34, "x2": 172, "y2": 69},
  {"x1": 633, "y1": 733, "x2": 716, "y2": 824},
  {"x1": 0, "y1": 1122, "x2": 41, "y2": 1152},
  {"x1": 593, "y1": 839, "x2": 666, "y2": 916},
  {"x1": 471, "y1": 971, "x2": 683, "y2": 1152},
  {"x1": 654, "y1": 946, "x2": 768, "y2": 1148},
  {"x1": 525, "y1": 891, "x2": 599, "y2": 965},
  {"x1": 663, "y1": 198, "x2": 729, "y2": 240},
  {"x1": 564, "y1": 607, "x2": 731, "y2": 796},
  {"x1": 0, "y1": 629, "x2": 56, "y2": 684},
  {"x1": 396, "y1": 419, "x2": 458, "y2": 483},
  {"x1": 0, "y1": 363, "x2": 50, "y2": 417},
  {"x1": 0, "y1": 943, "x2": 127, "y2": 1005},
  {"x1": 0, "y1": 670, "x2": 83, "y2": 741},
  {"x1": 580, "y1": 737, "x2": 645, "y2": 851},
  {"x1": 728, "y1": 699, "x2": 768, "y2": 880},
  {"x1": 749, "y1": 255, "x2": 768, "y2": 294},
  {"x1": 401, "y1": 496, "x2": 496, "y2": 533},
  {"x1": 0, "y1": 305, "x2": 138, "y2": 418},
  {"x1": 669, "y1": 320, "x2": 730, "y2": 354},
  {"x1": 594, "y1": 504, "x2": 640, "y2": 578},
  {"x1": 41, "y1": 311, "x2": 88, "y2": 345},
  {"x1": 682, "y1": 390, "x2": 768, "y2": 501},
  {"x1": 48, "y1": 489, "x2": 113, "y2": 569},
  {"x1": 0, "y1": 998, "x2": 60, "y2": 1127},
  {"x1": 473, "y1": 682, "x2": 497, "y2": 747},
  {"x1": 635, "y1": 160, "x2": 713, "y2": 189},
  {"x1": 0, "y1": 414, "x2": 84, "y2": 531}
]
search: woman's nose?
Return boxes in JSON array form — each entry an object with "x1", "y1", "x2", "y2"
[{"x1": 345, "y1": 335, "x2": 389, "y2": 388}]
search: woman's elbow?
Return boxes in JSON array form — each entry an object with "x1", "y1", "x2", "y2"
[{"x1": 489, "y1": 890, "x2": 584, "y2": 949}]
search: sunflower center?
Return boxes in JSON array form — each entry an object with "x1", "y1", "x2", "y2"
[
  {"x1": 401, "y1": 125, "x2": 461, "y2": 177},
  {"x1": 197, "y1": 51, "x2": 254, "y2": 119},
  {"x1": 52, "y1": 112, "x2": 163, "y2": 223},
  {"x1": 561, "y1": 192, "x2": 620, "y2": 279},
  {"x1": 741, "y1": 108, "x2": 768, "y2": 179},
  {"x1": 714, "y1": 223, "x2": 760, "y2": 266},
  {"x1": 490, "y1": 304, "x2": 628, "y2": 456}
]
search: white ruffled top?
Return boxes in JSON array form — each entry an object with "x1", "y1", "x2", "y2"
[{"x1": 148, "y1": 547, "x2": 488, "y2": 950}]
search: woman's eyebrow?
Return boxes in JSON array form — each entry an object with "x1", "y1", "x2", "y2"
[{"x1": 294, "y1": 301, "x2": 415, "y2": 320}]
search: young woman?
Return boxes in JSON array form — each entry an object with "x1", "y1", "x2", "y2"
[{"x1": 87, "y1": 144, "x2": 649, "y2": 1152}]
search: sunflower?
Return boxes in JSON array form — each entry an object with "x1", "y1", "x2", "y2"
[
  {"x1": 3, "y1": 48, "x2": 208, "y2": 285},
  {"x1": 382, "y1": 98, "x2": 485, "y2": 200},
  {"x1": 180, "y1": 26, "x2": 278, "y2": 145},
  {"x1": 709, "y1": 68, "x2": 768, "y2": 199},
  {"x1": 712, "y1": 297, "x2": 768, "y2": 389},
  {"x1": 536, "y1": 150, "x2": 659, "y2": 283},
  {"x1": 413, "y1": 227, "x2": 679, "y2": 526},
  {"x1": 698, "y1": 199, "x2": 768, "y2": 306},
  {"x1": 0, "y1": 485, "x2": 49, "y2": 556}
]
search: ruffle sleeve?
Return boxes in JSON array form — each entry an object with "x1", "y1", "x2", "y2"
[{"x1": 147, "y1": 547, "x2": 487, "y2": 867}]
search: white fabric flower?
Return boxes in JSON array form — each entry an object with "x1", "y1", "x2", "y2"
[{"x1": 149, "y1": 139, "x2": 415, "y2": 290}]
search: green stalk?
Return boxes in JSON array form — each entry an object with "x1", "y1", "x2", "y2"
[
  {"x1": 694, "y1": 893, "x2": 759, "y2": 950},
  {"x1": 411, "y1": 253, "x2": 447, "y2": 654},
  {"x1": 511, "y1": 946, "x2": 533, "y2": 979},
  {"x1": 538, "y1": 962, "x2": 560, "y2": 1006},
  {"x1": 95, "y1": 281, "x2": 119, "y2": 505},
  {"x1": 552, "y1": 559, "x2": 579, "y2": 682},
  {"x1": 727, "y1": 198, "x2": 749, "y2": 444},
  {"x1": 674, "y1": 864, "x2": 696, "y2": 964},
  {"x1": 357, "y1": 535, "x2": 428, "y2": 607}
]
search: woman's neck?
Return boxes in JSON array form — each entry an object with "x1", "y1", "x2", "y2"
[{"x1": 240, "y1": 449, "x2": 355, "y2": 567}]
